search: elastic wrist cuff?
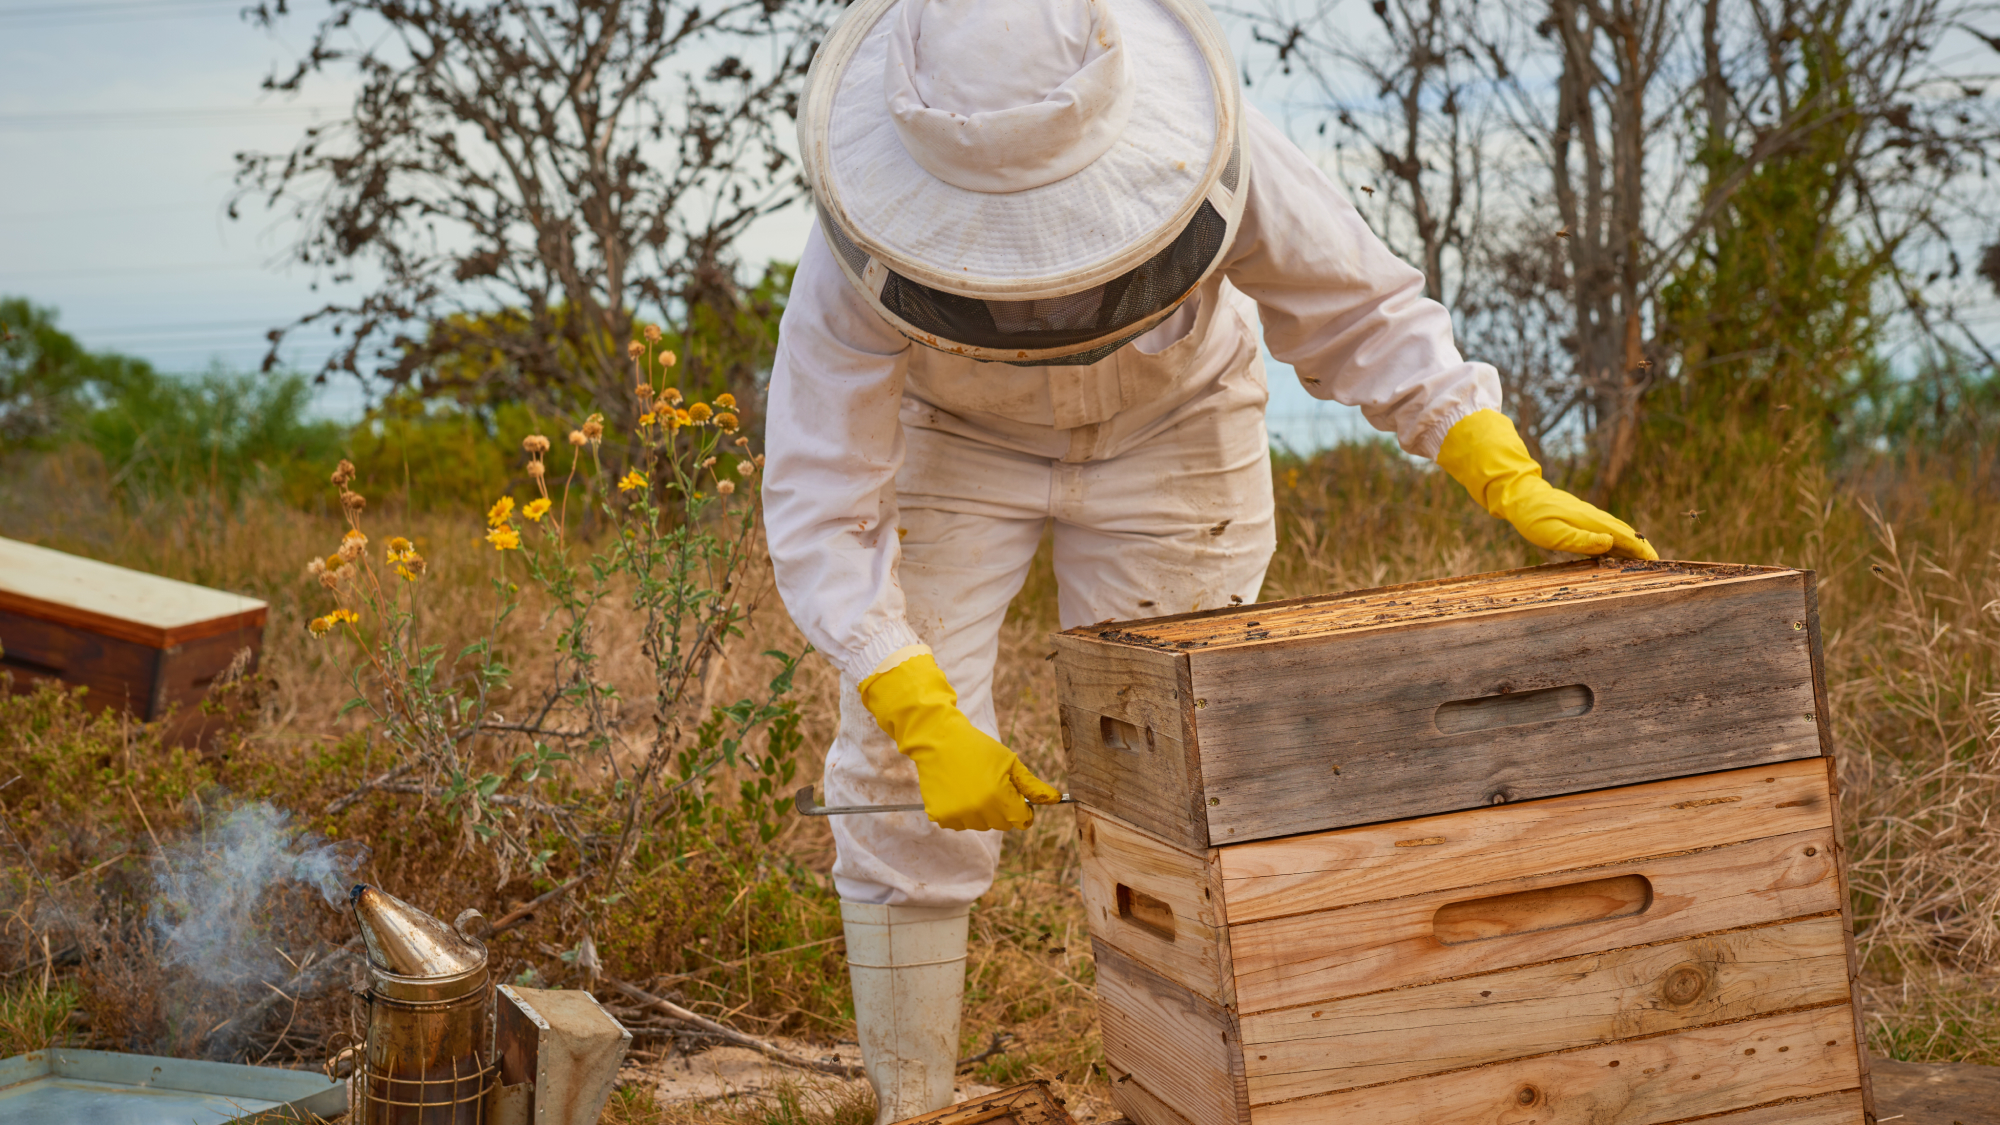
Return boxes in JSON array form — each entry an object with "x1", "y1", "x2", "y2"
[
  {"x1": 866, "y1": 644, "x2": 933, "y2": 681},
  {"x1": 850, "y1": 620, "x2": 927, "y2": 682}
]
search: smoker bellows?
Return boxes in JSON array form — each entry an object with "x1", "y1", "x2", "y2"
[{"x1": 1056, "y1": 559, "x2": 1872, "y2": 1125}]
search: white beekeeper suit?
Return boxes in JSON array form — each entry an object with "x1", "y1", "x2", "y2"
[{"x1": 762, "y1": 0, "x2": 1519, "y2": 1119}]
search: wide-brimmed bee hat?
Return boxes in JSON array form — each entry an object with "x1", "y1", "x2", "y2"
[{"x1": 799, "y1": 0, "x2": 1246, "y2": 367}]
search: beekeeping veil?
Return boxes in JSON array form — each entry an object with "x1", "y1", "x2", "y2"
[{"x1": 800, "y1": 0, "x2": 1246, "y2": 367}]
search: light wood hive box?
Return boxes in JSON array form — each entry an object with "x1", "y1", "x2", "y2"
[
  {"x1": 1053, "y1": 559, "x2": 1872, "y2": 1125},
  {"x1": 0, "y1": 536, "x2": 267, "y2": 745}
]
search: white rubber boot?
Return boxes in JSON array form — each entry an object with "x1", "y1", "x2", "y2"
[{"x1": 842, "y1": 901, "x2": 969, "y2": 1125}]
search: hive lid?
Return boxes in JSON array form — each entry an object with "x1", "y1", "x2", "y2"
[
  {"x1": 0, "y1": 536, "x2": 268, "y2": 648},
  {"x1": 351, "y1": 885, "x2": 486, "y2": 978},
  {"x1": 1066, "y1": 559, "x2": 1793, "y2": 652}
]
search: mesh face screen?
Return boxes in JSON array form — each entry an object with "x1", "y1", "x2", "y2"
[{"x1": 875, "y1": 200, "x2": 1228, "y2": 353}]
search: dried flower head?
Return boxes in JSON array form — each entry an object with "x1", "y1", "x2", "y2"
[
  {"x1": 523, "y1": 497, "x2": 552, "y2": 522},
  {"x1": 754, "y1": 454, "x2": 765, "y2": 467},
  {"x1": 702, "y1": 456, "x2": 717, "y2": 468},
  {"x1": 636, "y1": 382, "x2": 654, "y2": 402},
  {"x1": 735, "y1": 436, "x2": 751, "y2": 449},
  {"x1": 644, "y1": 324, "x2": 662, "y2": 344},
  {"x1": 306, "y1": 557, "x2": 327, "y2": 577},
  {"x1": 485, "y1": 525, "x2": 522, "y2": 551},
  {"x1": 340, "y1": 489, "x2": 366, "y2": 513},
  {"x1": 737, "y1": 459, "x2": 756, "y2": 477},
  {"x1": 394, "y1": 555, "x2": 427, "y2": 582},
  {"x1": 338, "y1": 539, "x2": 365, "y2": 563},
  {"x1": 527, "y1": 459, "x2": 546, "y2": 479},
  {"x1": 318, "y1": 571, "x2": 341, "y2": 590},
  {"x1": 582, "y1": 414, "x2": 604, "y2": 442},
  {"x1": 617, "y1": 470, "x2": 648, "y2": 493},
  {"x1": 715, "y1": 392, "x2": 737, "y2": 409},
  {"x1": 714, "y1": 411, "x2": 739, "y2": 433},
  {"x1": 523, "y1": 434, "x2": 550, "y2": 454},
  {"x1": 568, "y1": 430, "x2": 587, "y2": 447},
  {"x1": 716, "y1": 480, "x2": 736, "y2": 495},
  {"x1": 687, "y1": 402, "x2": 713, "y2": 424},
  {"x1": 628, "y1": 340, "x2": 646, "y2": 359},
  {"x1": 331, "y1": 459, "x2": 356, "y2": 487},
  {"x1": 662, "y1": 387, "x2": 683, "y2": 405},
  {"x1": 487, "y1": 496, "x2": 515, "y2": 527},
  {"x1": 660, "y1": 350, "x2": 677, "y2": 367}
]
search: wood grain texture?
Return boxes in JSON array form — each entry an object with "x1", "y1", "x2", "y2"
[
  {"x1": 1216, "y1": 760, "x2": 1834, "y2": 924},
  {"x1": 1818, "y1": 754, "x2": 1876, "y2": 1117},
  {"x1": 1094, "y1": 938, "x2": 1248, "y2": 1125},
  {"x1": 1248, "y1": 1002, "x2": 1864, "y2": 1125},
  {"x1": 0, "y1": 606, "x2": 159, "y2": 713},
  {"x1": 1229, "y1": 827, "x2": 1842, "y2": 1013},
  {"x1": 152, "y1": 625, "x2": 263, "y2": 717},
  {"x1": 1055, "y1": 636, "x2": 1206, "y2": 850},
  {"x1": 1078, "y1": 810, "x2": 1233, "y2": 1004},
  {"x1": 893, "y1": 1081, "x2": 1078, "y2": 1125},
  {"x1": 1191, "y1": 572, "x2": 1821, "y2": 842},
  {"x1": 1107, "y1": 1066, "x2": 1200, "y2": 1125},
  {"x1": 1690, "y1": 1089, "x2": 1865, "y2": 1125},
  {"x1": 1239, "y1": 917, "x2": 1853, "y2": 1101}
]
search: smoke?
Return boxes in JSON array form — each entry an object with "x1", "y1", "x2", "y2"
[{"x1": 150, "y1": 801, "x2": 368, "y2": 986}]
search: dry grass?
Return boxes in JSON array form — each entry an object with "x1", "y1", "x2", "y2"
[{"x1": 3, "y1": 435, "x2": 1997, "y2": 1120}]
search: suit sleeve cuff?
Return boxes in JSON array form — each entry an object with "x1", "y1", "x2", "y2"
[{"x1": 850, "y1": 622, "x2": 928, "y2": 682}]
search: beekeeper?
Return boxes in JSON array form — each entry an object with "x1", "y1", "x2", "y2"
[{"x1": 763, "y1": 0, "x2": 1655, "y2": 1119}]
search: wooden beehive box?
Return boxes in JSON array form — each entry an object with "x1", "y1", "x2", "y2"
[
  {"x1": 0, "y1": 537, "x2": 267, "y2": 743},
  {"x1": 1055, "y1": 559, "x2": 1872, "y2": 1125}
]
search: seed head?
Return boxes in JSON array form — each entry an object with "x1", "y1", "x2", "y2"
[
  {"x1": 737, "y1": 459, "x2": 756, "y2": 477},
  {"x1": 717, "y1": 480, "x2": 736, "y2": 495},
  {"x1": 527, "y1": 459, "x2": 546, "y2": 478},
  {"x1": 628, "y1": 340, "x2": 646, "y2": 359},
  {"x1": 582, "y1": 414, "x2": 604, "y2": 442},
  {"x1": 569, "y1": 430, "x2": 587, "y2": 447},
  {"x1": 306, "y1": 557, "x2": 327, "y2": 577},
  {"x1": 635, "y1": 382, "x2": 654, "y2": 402},
  {"x1": 331, "y1": 459, "x2": 356, "y2": 487},
  {"x1": 662, "y1": 387, "x2": 683, "y2": 405},
  {"x1": 523, "y1": 434, "x2": 550, "y2": 454},
  {"x1": 338, "y1": 537, "x2": 365, "y2": 563},
  {"x1": 660, "y1": 350, "x2": 677, "y2": 368},
  {"x1": 702, "y1": 456, "x2": 717, "y2": 468},
  {"x1": 340, "y1": 489, "x2": 366, "y2": 513},
  {"x1": 644, "y1": 324, "x2": 662, "y2": 344}
]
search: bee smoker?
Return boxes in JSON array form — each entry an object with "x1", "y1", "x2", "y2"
[{"x1": 351, "y1": 884, "x2": 496, "y2": 1124}]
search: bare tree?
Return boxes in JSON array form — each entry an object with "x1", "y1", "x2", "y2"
[
  {"x1": 233, "y1": 0, "x2": 833, "y2": 433},
  {"x1": 1242, "y1": 0, "x2": 2000, "y2": 485}
]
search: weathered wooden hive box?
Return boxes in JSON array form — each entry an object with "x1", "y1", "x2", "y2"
[
  {"x1": 0, "y1": 537, "x2": 267, "y2": 743},
  {"x1": 1054, "y1": 559, "x2": 1871, "y2": 1125}
]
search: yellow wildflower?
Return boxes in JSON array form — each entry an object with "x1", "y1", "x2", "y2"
[
  {"x1": 688, "y1": 402, "x2": 713, "y2": 424},
  {"x1": 617, "y1": 470, "x2": 648, "y2": 493},
  {"x1": 486, "y1": 525, "x2": 522, "y2": 551},
  {"x1": 308, "y1": 616, "x2": 332, "y2": 637},
  {"x1": 487, "y1": 496, "x2": 515, "y2": 527},
  {"x1": 523, "y1": 498, "x2": 552, "y2": 522},
  {"x1": 328, "y1": 608, "x2": 359, "y2": 626},
  {"x1": 639, "y1": 412, "x2": 657, "y2": 428},
  {"x1": 715, "y1": 411, "x2": 739, "y2": 433},
  {"x1": 715, "y1": 392, "x2": 737, "y2": 409},
  {"x1": 386, "y1": 536, "x2": 413, "y2": 555},
  {"x1": 672, "y1": 409, "x2": 692, "y2": 429}
]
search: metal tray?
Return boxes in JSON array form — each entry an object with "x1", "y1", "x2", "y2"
[{"x1": 0, "y1": 1048, "x2": 346, "y2": 1123}]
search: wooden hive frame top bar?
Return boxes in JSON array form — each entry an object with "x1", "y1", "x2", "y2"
[
  {"x1": 0, "y1": 537, "x2": 269, "y2": 648},
  {"x1": 1067, "y1": 558, "x2": 1790, "y2": 651}
]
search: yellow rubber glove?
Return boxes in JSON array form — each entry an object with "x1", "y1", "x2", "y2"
[
  {"x1": 858, "y1": 652, "x2": 1062, "y2": 832},
  {"x1": 1437, "y1": 410, "x2": 1659, "y2": 560}
]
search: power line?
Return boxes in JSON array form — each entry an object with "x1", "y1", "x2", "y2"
[
  {"x1": 0, "y1": 1, "x2": 242, "y2": 29},
  {"x1": 0, "y1": 106, "x2": 340, "y2": 132}
]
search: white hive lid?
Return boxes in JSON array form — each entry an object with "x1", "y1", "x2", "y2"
[{"x1": 0, "y1": 536, "x2": 268, "y2": 648}]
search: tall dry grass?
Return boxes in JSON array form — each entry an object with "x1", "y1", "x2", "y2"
[{"x1": 2, "y1": 432, "x2": 1996, "y2": 1121}]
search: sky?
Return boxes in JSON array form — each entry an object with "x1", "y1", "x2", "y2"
[{"x1": 0, "y1": 2, "x2": 1394, "y2": 450}]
